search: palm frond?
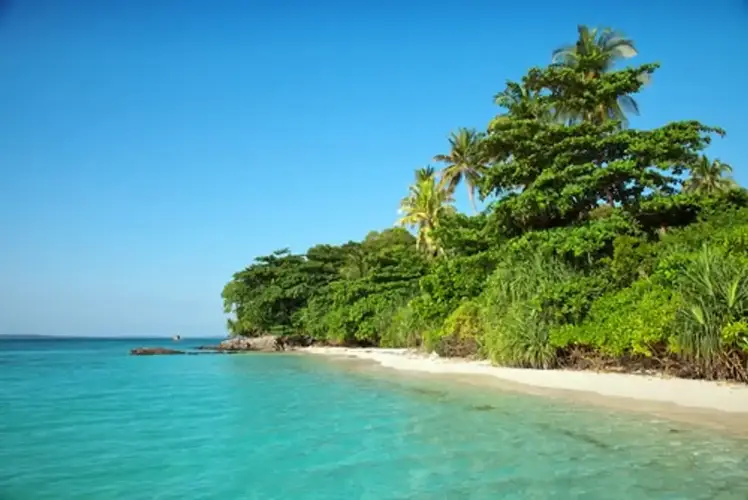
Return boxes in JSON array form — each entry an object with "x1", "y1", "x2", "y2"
[{"x1": 618, "y1": 94, "x2": 640, "y2": 116}]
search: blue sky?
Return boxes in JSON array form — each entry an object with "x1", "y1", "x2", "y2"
[{"x1": 1, "y1": 0, "x2": 746, "y2": 337}]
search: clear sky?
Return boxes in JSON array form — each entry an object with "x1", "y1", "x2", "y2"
[{"x1": 0, "y1": 0, "x2": 746, "y2": 337}]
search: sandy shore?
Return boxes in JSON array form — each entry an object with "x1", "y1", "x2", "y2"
[{"x1": 302, "y1": 347, "x2": 748, "y2": 415}]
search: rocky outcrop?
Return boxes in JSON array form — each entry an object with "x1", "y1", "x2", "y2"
[
  {"x1": 193, "y1": 334, "x2": 316, "y2": 353},
  {"x1": 217, "y1": 335, "x2": 282, "y2": 352},
  {"x1": 196, "y1": 335, "x2": 287, "y2": 352},
  {"x1": 130, "y1": 347, "x2": 186, "y2": 355},
  {"x1": 131, "y1": 335, "x2": 312, "y2": 356}
]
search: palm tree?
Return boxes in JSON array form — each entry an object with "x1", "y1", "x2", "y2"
[
  {"x1": 684, "y1": 157, "x2": 736, "y2": 195},
  {"x1": 433, "y1": 128, "x2": 485, "y2": 212},
  {"x1": 396, "y1": 166, "x2": 455, "y2": 256},
  {"x1": 552, "y1": 25, "x2": 642, "y2": 125},
  {"x1": 493, "y1": 82, "x2": 550, "y2": 124}
]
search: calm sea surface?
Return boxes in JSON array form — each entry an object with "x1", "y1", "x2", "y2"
[{"x1": 1, "y1": 337, "x2": 747, "y2": 500}]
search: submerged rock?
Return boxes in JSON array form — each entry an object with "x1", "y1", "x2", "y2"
[
  {"x1": 130, "y1": 346, "x2": 242, "y2": 356},
  {"x1": 130, "y1": 347, "x2": 186, "y2": 356}
]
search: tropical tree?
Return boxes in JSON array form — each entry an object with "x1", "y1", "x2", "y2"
[
  {"x1": 433, "y1": 128, "x2": 485, "y2": 212},
  {"x1": 551, "y1": 25, "x2": 642, "y2": 125},
  {"x1": 483, "y1": 53, "x2": 720, "y2": 231},
  {"x1": 684, "y1": 157, "x2": 736, "y2": 195},
  {"x1": 339, "y1": 244, "x2": 368, "y2": 280},
  {"x1": 491, "y1": 81, "x2": 552, "y2": 127},
  {"x1": 396, "y1": 166, "x2": 455, "y2": 256},
  {"x1": 299, "y1": 229, "x2": 428, "y2": 346}
]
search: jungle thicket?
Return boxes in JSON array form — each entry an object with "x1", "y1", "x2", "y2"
[{"x1": 222, "y1": 26, "x2": 748, "y2": 381}]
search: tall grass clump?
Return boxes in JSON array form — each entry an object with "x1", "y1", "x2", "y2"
[
  {"x1": 381, "y1": 302, "x2": 436, "y2": 348},
  {"x1": 674, "y1": 245, "x2": 748, "y2": 381},
  {"x1": 479, "y1": 252, "x2": 582, "y2": 368}
]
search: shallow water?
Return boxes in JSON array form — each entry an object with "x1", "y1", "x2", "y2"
[{"x1": 1, "y1": 338, "x2": 747, "y2": 499}]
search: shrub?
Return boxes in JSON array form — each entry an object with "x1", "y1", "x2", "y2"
[
  {"x1": 506, "y1": 210, "x2": 642, "y2": 267},
  {"x1": 607, "y1": 235, "x2": 657, "y2": 287},
  {"x1": 478, "y1": 253, "x2": 578, "y2": 368},
  {"x1": 550, "y1": 281, "x2": 681, "y2": 358},
  {"x1": 424, "y1": 300, "x2": 483, "y2": 357},
  {"x1": 411, "y1": 252, "x2": 495, "y2": 325},
  {"x1": 381, "y1": 303, "x2": 432, "y2": 348},
  {"x1": 484, "y1": 301, "x2": 557, "y2": 368}
]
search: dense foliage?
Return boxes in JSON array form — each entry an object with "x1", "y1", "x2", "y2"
[{"x1": 222, "y1": 25, "x2": 748, "y2": 381}]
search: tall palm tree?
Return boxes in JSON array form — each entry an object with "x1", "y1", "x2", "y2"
[
  {"x1": 552, "y1": 25, "x2": 642, "y2": 125},
  {"x1": 433, "y1": 128, "x2": 485, "y2": 212},
  {"x1": 684, "y1": 157, "x2": 736, "y2": 195},
  {"x1": 396, "y1": 166, "x2": 455, "y2": 256}
]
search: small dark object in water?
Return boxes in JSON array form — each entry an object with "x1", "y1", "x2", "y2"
[
  {"x1": 130, "y1": 347, "x2": 186, "y2": 356},
  {"x1": 471, "y1": 404, "x2": 496, "y2": 412},
  {"x1": 194, "y1": 345, "x2": 222, "y2": 350}
]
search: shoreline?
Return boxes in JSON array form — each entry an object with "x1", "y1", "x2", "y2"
[{"x1": 301, "y1": 347, "x2": 748, "y2": 428}]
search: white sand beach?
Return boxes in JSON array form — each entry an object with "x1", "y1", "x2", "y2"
[{"x1": 302, "y1": 347, "x2": 748, "y2": 415}]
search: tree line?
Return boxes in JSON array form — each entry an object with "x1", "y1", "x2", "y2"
[{"x1": 222, "y1": 26, "x2": 748, "y2": 381}]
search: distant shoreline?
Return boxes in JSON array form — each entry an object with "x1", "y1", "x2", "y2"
[{"x1": 301, "y1": 347, "x2": 748, "y2": 432}]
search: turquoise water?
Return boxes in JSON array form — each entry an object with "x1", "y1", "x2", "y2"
[{"x1": 1, "y1": 339, "x2": 747, "y2": 500}]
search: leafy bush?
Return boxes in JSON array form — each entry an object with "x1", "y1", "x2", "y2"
[
  {"x1": 506, "y1": 210, "x2": 642, "y2": 267},
  {"x1": 536, "y1": 273, "x2": 610, "y2": 326},
  {"x1": 606, "y1": 235, "x2": 657, "y2": 287},
  {"x1": 657, "y1": 207, "x2": 748, "y2": 257},
  {"x1": 380, "y1": 303, "x2": 433, "y2": 348},
  {"x1": 642, "y1": 208, "x2": 748, "y2": 289},
  {"x1": 424, "y1": 300, "x2": 483, "y2": 357},
  {"x1": 411, "y1": 252, "x2": 495, "y2": 325},
  {"x1": 550, "y1": 281, "x2": 681, "y2": 358}
]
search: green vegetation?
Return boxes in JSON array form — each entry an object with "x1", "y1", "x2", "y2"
[{"x1": 222, "y1": 25, "x2": 748, "y2": 382}]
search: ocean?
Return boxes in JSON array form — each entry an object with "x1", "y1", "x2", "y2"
[{"x1": 1, "y1": 337, "x2": 747, "y2": 499}]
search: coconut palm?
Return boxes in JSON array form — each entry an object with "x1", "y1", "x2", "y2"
[
  {"x1": 493, "y1": 82, "x2": 550, "y2": 123},
  {"x1": 684, "y1": 157, "x2": 736, "y2": 195},
  {"x1": 433, "y1": 128, "x2": 485, "y2": 212},
  {"x1": 552, "y1": 25, "x2": 642, "y2": 125},
  {"x1": 396, "y1": 166, "x2": 455, "y2": 256}
]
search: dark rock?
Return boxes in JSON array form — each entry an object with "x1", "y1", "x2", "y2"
[
  {"x1": 281, "y1": 334, "x2": 313, "y2": 348},
  {"x1": 130, "y1": 347, "x2": 186, "y2": 356}
]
